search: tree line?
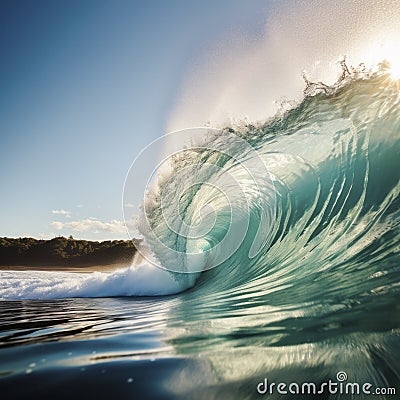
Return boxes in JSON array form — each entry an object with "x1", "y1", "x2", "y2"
[{"x1": 0, "y1": 236, "x2": 141, "y2": 267}]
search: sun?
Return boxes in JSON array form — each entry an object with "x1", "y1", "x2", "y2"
[
  {"x1": 389, "y1": 59, "x2": 400, "y2": 80},
  {"x1": 363, "y1": 39, "x2": 400, "y2": 81}
]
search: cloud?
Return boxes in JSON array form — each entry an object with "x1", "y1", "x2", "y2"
[
  {"x1": 50, "y1": 222, "x2": 64, "y2": 230},
  {"x1": 52, "y1": 210, "x2": 72, "y2": 217},
  {"x1": 50, "y1": 218, "x2": 129, "y2": 234},
  {"x1": 39, "y1": 232, "x2": 57, "y2": 240},
  {"x1": 124, "y1": 203, "x2": 135, "y2": 208}
]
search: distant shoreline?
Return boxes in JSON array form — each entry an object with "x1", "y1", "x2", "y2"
[
  {"x1": 0, "y1": 263, "x2": 130, "y2": 273},
  {"x1": 0, "y1": 236, "x2": 141, "y2": 271}
]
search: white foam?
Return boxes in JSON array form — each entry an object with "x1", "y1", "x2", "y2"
[{"x1": 0, "y1": 262, "x2": 187, "y2": 300}]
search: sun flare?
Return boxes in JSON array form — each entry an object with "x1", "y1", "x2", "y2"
[
  {"x1": 361, "y1": 38, "x2": 400, "y2": 81},
  {"x1": 389, "y1": 59, "x2": 400, "y2": 80},
  {"x1": 387, "y1": 52, "x2": 400, "y2": 80}
]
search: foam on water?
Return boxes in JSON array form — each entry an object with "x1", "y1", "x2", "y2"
[{"x1": 0, "y1": 262, "x2": 185, "y2": 300}]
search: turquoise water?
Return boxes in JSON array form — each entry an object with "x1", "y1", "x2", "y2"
[{"x1": 1, "y1": 68, "x2": 400, "y2": 398}]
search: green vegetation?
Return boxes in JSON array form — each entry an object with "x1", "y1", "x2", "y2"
[{"x1": 0, "y1": 237, "x2": 140, "y2": 267}]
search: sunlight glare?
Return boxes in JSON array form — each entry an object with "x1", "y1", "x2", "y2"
[{"x1": 389, "y1": 57, "x2": 400, "y2": 80}]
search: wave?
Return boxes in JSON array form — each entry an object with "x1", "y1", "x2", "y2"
[
  {"x1": 0, "y1": 261, "x2": 183, "y2": 300},
  {"x1": 1, "y1": 62, "x2": 399, "y2": 301},
  {"x1": 137, "y1": 61, "x2": 400, "y2": 295}
]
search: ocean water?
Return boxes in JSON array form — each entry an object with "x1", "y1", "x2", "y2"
[{"x1": 1, "y1": 67, "x2": 400, "y2": 399}]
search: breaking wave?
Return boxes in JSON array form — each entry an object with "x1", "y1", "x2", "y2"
[{"x1": 1, "y1": 62, "x2": 399, "y2": 304}]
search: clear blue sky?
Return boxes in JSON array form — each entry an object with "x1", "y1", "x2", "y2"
[{"x1": 0, "y1": 0, "x2": 268, "y2": 240}]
